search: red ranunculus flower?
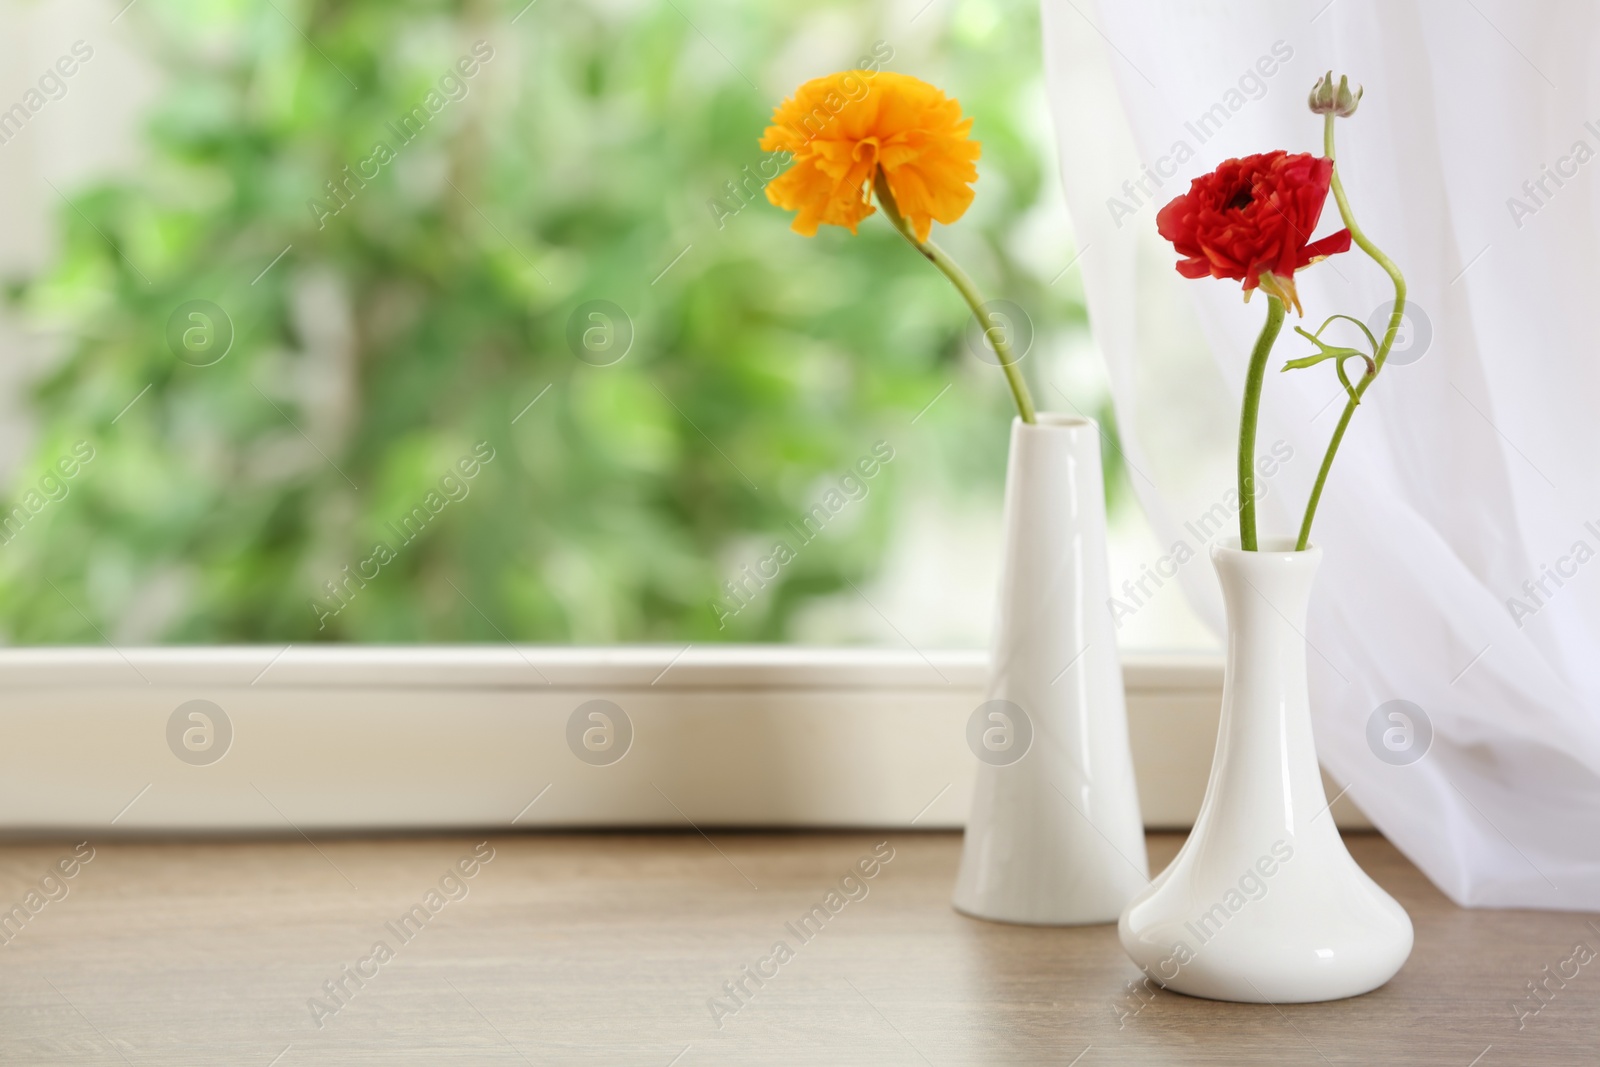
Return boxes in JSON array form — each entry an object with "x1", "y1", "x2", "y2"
[{"x1": 1156, "y1": 150, "x2": 1351, "y2": 314}]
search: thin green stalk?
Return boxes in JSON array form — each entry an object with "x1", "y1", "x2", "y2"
[
  {"x1": 1239, "y1": 296, "x2": 1286, "y2": 551},
  {"x1": 1296, "y1": 113, "x2": 1407, "y2": 550},
  {"x1": 873, "y1": 170, "x2": 1036, "y2": 423}
]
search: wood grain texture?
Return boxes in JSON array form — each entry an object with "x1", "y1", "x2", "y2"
[{"x1": 0, "y1": 831, "x2": 1592, "y2": 1065}]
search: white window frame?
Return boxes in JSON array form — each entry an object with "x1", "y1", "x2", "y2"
[{"x1": 0, "y1": 647, "x2": 1365, "y2": 831}]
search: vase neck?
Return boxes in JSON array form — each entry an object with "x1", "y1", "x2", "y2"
[
  {"x1": 1213, "y1": 544, "x2": 1322, "y2": 681},
  {"x1": 1200, "y1": 542, "x2": 1331, "y2": 843}
]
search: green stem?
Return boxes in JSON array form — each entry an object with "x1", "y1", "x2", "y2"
[
  {"x1": 1238, "y1": 296, "x2": 1286, "y2": 551},
  {"x1": 1296, "y1": 113, "x2": 1408, "y2": 550},
  {"x1": 873, "y1": 170, "x2": 1036, "y2": 423}
]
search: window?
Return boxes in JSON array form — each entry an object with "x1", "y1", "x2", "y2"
[{"x1": 0, "y1": 0, "x2": 1214, "y2": 654}]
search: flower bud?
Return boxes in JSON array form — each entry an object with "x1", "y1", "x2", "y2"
[{"x1": 1309, "y1": 71, "x2": 1363, "y2": 117}]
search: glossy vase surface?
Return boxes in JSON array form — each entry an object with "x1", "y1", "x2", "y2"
[
  {"x1": 952, "y1": 414, "x2": 1148, "y2": 925},
  {"x1": 1118, "y1": 539, "x2": 1412, "y2": 1001}
]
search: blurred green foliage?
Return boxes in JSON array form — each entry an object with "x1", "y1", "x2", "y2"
[{"x1": 2, "y1": 0, "x2": 1100, "y2": 643}]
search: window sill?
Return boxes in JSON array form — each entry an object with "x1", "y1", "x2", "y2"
[{"x1": 0, "y1": 646, "x2": 1367, "y2": 832}]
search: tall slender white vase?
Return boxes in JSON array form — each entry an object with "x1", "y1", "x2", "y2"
[
  {"x1": 952, "y1": 414, "x2": 1148, "y2": 925},
  {"x1": 1119, "y1": 539, "x2": 1412, "y2": 1002}
]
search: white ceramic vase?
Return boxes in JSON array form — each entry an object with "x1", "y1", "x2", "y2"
[
  {"x1": 952, "y1": 414, "x2": 1148, "y2": 925},
  {"x1": 1118, "y1": 539, "x2": 1413, "y2": 1002}
]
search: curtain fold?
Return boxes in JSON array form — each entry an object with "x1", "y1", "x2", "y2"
[{"x1": 1041, "y1": 0, "x2": 1600, "y2": 908}]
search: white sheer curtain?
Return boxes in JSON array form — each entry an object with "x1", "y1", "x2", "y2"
[{"x1": 1040, "y1": 0, "x2": 1600, "y2": 909}]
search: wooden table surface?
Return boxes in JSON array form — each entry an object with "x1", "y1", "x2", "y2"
[{"x1": 0, "y1": 830, "x2": 1594, "y2": 1065}]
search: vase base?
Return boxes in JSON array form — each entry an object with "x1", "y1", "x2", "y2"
[
  {"x1": 1117, "y1": 852, "x2": 1413, "y2": 1004},
  {"x1": 1120, "y1": 960, "x2": 1407, "y2": 1004},
  {"x1": 952, "y1": 820, "x2": 1148, "y2": 928},
  {"x1": 951, "y1": 897, "x2": 1122, "y2": 927},
  {"x1": 1139, "y1": 975, "x2": 1401, "y2": 1004}
]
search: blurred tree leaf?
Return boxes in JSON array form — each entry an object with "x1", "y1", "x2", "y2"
[{"x1": 0, "y1": 0, "x2": 1102, "y2": 644}]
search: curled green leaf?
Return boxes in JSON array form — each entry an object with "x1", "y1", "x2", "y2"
[
  {"x1": 1282, "y1": 321, "x2": 1375, "y2": 406},
  {"x1": 1314, "y1": 314, "x2": 1380, "y2": 357},
  {"x1": 1282, "y1": 319, "x2": 1379, "y2": 378},
  {"x1": 1282, "y1": 340, "x2": 1364, "y2": 372}
]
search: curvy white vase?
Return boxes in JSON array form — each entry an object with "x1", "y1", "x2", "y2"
[
  {"x1": 953, "y1": 414, "x2": 1148, "y2": 925},
  {"x1": 1119, "y1": 539, "x2": 1412, "y2": 1002}
]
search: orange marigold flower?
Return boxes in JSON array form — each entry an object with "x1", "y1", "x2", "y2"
[{"x1": 760, "y1": 70, "x2": 980, "y2": 242}]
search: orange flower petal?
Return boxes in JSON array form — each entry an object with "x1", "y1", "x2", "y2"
[{"x1": 759, "y1": 70, "x2": 980, "y2": 239}]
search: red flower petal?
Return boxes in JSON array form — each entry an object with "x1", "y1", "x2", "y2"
[
  {"x1": 1299, "y1": 228, "x2": 1352, "y2": 266},
  {"x1": 1154, "y1": 152, "x2": 1349, "y2": 300}
]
